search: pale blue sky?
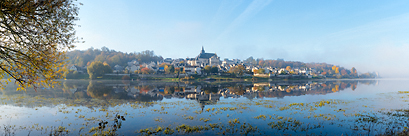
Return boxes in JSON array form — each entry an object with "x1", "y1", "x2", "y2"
[{"x1": 75, "y1": 0, "x2": 409, "y2": 77}]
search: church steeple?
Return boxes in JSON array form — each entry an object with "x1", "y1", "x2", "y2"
[{"x1": 201, "y1": 46, "x2": 205, "y2": 54}]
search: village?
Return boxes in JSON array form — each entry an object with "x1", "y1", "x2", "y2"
[{"x1": 67, "y1": 47, "x2": 323, "y2": 79}]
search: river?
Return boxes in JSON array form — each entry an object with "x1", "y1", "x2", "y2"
[{"x1": 0, "y1": 79, "x2": 408, "y2": 135}]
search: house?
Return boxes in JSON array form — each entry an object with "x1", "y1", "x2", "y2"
[
  {"x1": 184, "y1": 66, "x2": 202, "y2": 75},
  {"x1": 69, "y1": 65, "x2": 86, "y2": 73},
  {"x1": 164, "y1": 58, "x2": 173, "y2": 64},
  {"x1": 126, "y1": 65, "x2": 140, "y2": 73},
  {"x1": 113, "y1": 65, "x2": 124, "y2": 73},
  {"x1": 69, "y1": 65, "x2": 78, "y2": 71},
  {"x1": 127, "y1": 60, "x2": 139, "y2": 67},
  {"x1": 278, "y1": 68, "x2": 288, "y2": 74}
]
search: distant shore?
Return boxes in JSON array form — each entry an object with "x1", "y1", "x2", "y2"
[{"x1": 63, "y1": 73, "x2": 375, "y2": 82}]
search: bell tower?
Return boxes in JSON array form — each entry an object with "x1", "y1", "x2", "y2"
[{"x1": 201, "y1": 46, "x2": 205, "y2": 54}]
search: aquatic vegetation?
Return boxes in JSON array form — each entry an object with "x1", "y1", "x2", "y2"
[
  {"x1": 199, "y1": 118, "x2": 210, "y2": 122},
  {"x1": 253, "y1": 115, "x2": 267, "y2": 120},
  {"x1": 184, "y1": 116, "x2": 194, "y2": 120}
]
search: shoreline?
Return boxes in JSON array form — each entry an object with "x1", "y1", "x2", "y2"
[{"x1": 61, "y1": 74, "x2": 378, "y2": 82}]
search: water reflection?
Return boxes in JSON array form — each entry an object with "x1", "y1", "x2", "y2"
[
  {"x1": 0, "y1": 80, "x2": 378, "y2": 108},
  {"x1": 3, "y1": 79, "x2": 405, "y2": 136}
]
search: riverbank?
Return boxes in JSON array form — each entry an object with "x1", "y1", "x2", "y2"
[{"x1": 63, "y1": 73, "x2": 373, "y2": 82}]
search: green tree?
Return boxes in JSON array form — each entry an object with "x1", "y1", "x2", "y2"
[
  {"x1": 280, "y1": 70, "x2": 287, "y2": 75},
  {"x1": 63, "y1": 70, "x2": 78, "y2": 79},
  {"x1": 0, "y1": 0, "x2": 79, "y2": 90},
  {"x1": 204, "y1": 66, "x2": 211, "y2": 74},
  {"x1": 102, "y1": 62, "x2": 113, "y2": 73},
  {"x1": 87, "y1": 61, "x2": 112, "y2": 79},
  {"x1": 258, "y1": 69, "x2": 265, "y2": 74},
  {"x1": 87, "y1": 81, "x2": 113, "y2": 99},
  {"x1": 211, "y1": 66, "x2": 218, "y2": 73},
  {"x1": 165, "y1": 65, "x2": 175, "y2": 74}
]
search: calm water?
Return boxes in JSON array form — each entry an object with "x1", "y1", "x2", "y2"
[{"x1": 1, "y1": 79, "x2": 409, "y2": 135}]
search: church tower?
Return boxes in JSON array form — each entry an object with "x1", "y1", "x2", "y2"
[{"x1": 201, "y1": 46, "x2": 205, "y2": 54}]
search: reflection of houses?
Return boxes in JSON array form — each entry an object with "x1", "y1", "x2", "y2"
[
  {"x1": 184, "y1": 86, "x2": 201, "y2": 93},
  {"x1": 219, "y1": 88, "x2": 239, "y2": 98},
  {"x1": 127, "y1": 87, "x2": 140, "y2": 98},
  {"x1": 189, "y1": 92, "x2": 221, "y2": 111}
]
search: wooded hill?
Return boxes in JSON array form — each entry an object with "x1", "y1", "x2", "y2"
[
  {"x1": 65, "y1": 47, "x2": 377, "y2": 78},
  {"x1": 65, "y1": 47, "x2": 163, "y2": 68}
]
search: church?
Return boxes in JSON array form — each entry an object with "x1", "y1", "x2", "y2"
[{"x1": 187, "y1": 47, "x2": 220, "y2": 67}]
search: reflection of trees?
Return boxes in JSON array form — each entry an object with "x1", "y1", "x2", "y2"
[
  {"x1": 359, "y1": 80, "x2": 378, "y2": 85},
  {"x1": 256, "y1": 81, "x2": 366, "y2": 98},
  {"x1": 228, "y1": 84, "x2": 246, "y2": 95},
  {"x1": 87, "y1": 81, "x2": 113, "y2": 99},
  {"x1": 203, "y1": 86, "x2": 218, "y2": 94},
  {"x1": 74, "y1": 91, "x2": 89, "y2": 99},
  {"x1": 0, "y1": 80, "x2": 379, "y2": 109}
]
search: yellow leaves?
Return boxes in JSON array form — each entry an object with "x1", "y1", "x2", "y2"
[{"x1": 0, "y1": 0, "x2": 78, "y2": 91}]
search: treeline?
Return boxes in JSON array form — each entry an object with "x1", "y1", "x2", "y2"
[
  {"x1": 243, "y1": 57, "x2": 377, "y2": 78},
  {"x1": 66, "y1": 47, "x2": 163, "y2": 67},
  {"x1": 64, "y1": 47, "x2": 377, "y2": 79}
]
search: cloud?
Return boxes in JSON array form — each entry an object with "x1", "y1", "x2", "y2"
[{"x1": 217, "y1": 0, "x2": 273, "y2": 40}]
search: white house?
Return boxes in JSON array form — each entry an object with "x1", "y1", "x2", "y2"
[
  {"x1": 127, "y1": 65, "x2": 140, "y2": 73},
  {"x1": 69, "y1": 65, "x2": 78, "y2": 71},
  {"x1": 184, "y1": 66, "x2": 202, "y2": 75},
  {"x1": 69, "y1": 65, "x2": 86, "y2": 73},
  {"x1": 127, "y1": 60, "x2": 139, "y2": 67}
]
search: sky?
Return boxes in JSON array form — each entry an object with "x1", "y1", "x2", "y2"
[{"x1": 74, "y1": 0, "x2": 409, "y2": 78}]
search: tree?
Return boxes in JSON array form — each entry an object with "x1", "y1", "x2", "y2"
[
  {"x1": 211, "y1": 66, "x2": 218, "y2": 73},
  {"x1": 63, "y1": 70, "x2": 78, "y2": 79},
  {"x1": 229, "y1": 65, "x2": 245, "y2": 76},
  {"x1": 0, "y1": 0, "x2": 79, "y2": 90},
  {"x1": 140, "y1": 67, "x2": 151, "y2": 74},
  {"x1": 87, "y1": 61, "x2": 112, "y2": 79},
  {"x1": 286, "y1": 66, "x2": 292, "y2": 71},
  {"x1": 280, "y1": 70, "x2": 287, "y2": 75},
  {"x1": 245, "y1": 56, "x2": 256, "y2": 65},
  {"x1": 351, "y1": 67, "x2": 357, "y2": 77},
  {"x1": 165, "y1": 65, "x2": 174, "y2": 74},
  {"x1": 335, "y1": 67, "x2": 340, "y2": 74},
  {"x1": 258, "y1": 60, "x2": 264, "y2": 66},
  {"x1": 204, "y1": 66, "x2": 211, "y2": 74},
  {"x1": 332, "y1": 66, "x2": 337, "y2": 71},
  {"x1": 258, "y1": 69, "x2": 265, "y2": 74},
  {"x1": 102, "y1": 62, "x2": 113, "y2": 73},
  {"x1": 341, "y1": 69, "x2": 347, "y2": 76}
]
